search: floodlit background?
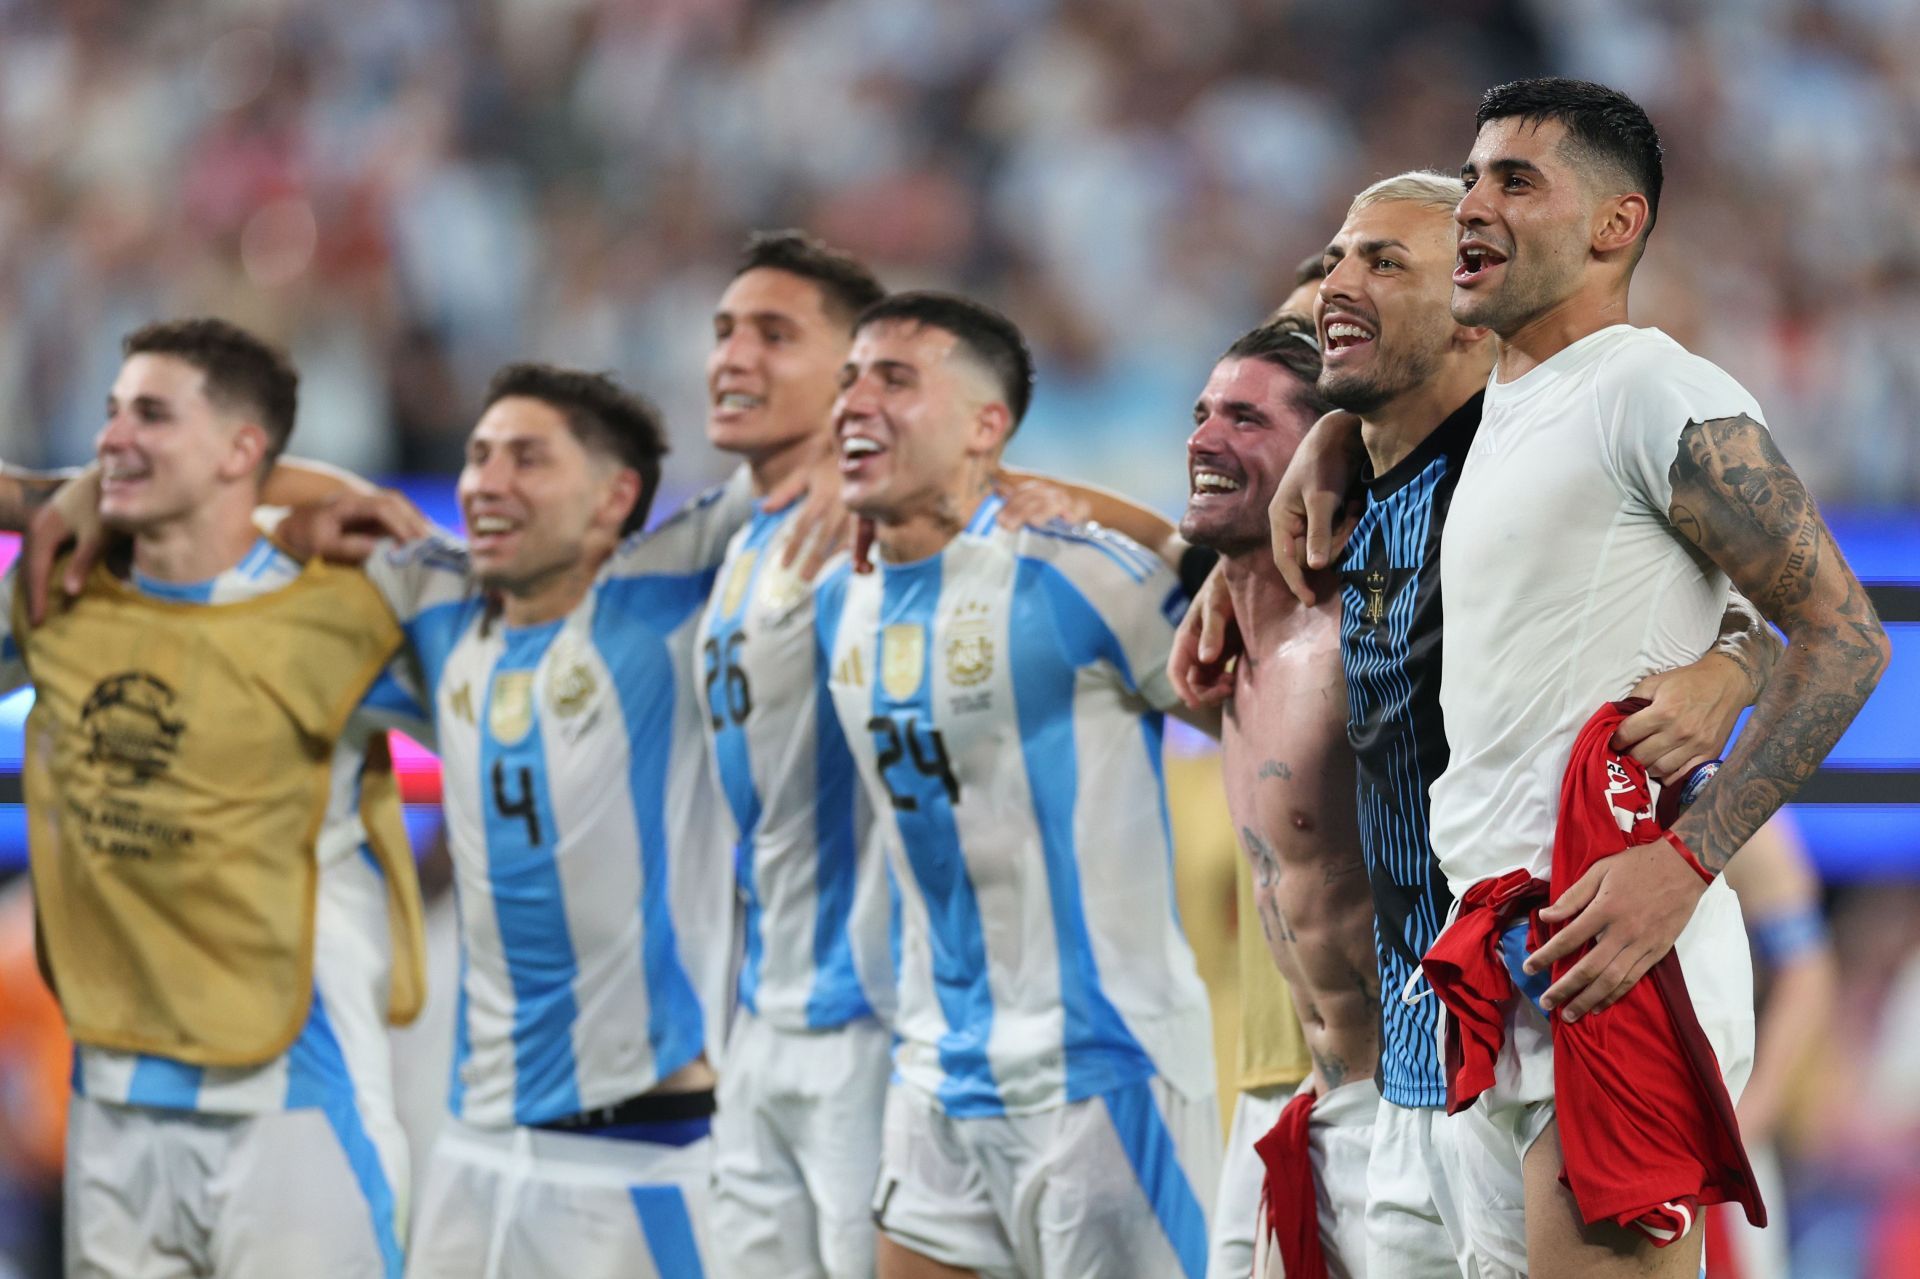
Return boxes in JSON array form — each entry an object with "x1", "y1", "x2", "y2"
[{"x1": 0, "y1": 1, "x2": 1915, "y2": 1275}]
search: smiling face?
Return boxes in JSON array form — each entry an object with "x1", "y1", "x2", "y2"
[
  {"x1": 1179, "y1": 356, "x2": 1317, "y2": 557},
  {"x1": 1317, "y1": 198, "x2": 1465, "y2": 416},
  {"x1": 1451, "y1": 116, "x2": 1603, "y2": 335},
  {"x1": 832, "y1": 318, "x2": 1005, "y2": 524},
  {"x1": 457, "y1": 396, "x2": 633, "y2": 595},
  {"x1": 705, "y1": 267, "x2": 851, "y2": 462},
  {"x1": 96, "y1": 353, "x2": 264, "y2": 532}
]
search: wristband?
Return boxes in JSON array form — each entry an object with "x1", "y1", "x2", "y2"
[{"x1": 1661, "y1": 830, "x2": 1716, "y2": 885}]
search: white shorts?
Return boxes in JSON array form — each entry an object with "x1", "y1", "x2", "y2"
[
  {"x1": 1250, "y1": 1078, "x2": 1376, "y2": 1279},
  {"x1": 1364, "y1": 1099, "x2": 1475, "y2": 1279},
  {"x1": 64, "y1": 1095, "x2": 406, "y2": 1278},
  {"x1": 873, "y1": 1076, "x2": 1220, "y2": 1279},
  {"x1": 1207, "y1": 1084, "x2": 1288, "y2": 1279},
  {"x1": 710, "y1": 1011, "x2": 891, "y2": 1278},
  {"x1": 1446, "y1": 878, "x2": 1755, "y2": 1278},
  {"x1": 407, "y1": 1114, "x2": 713, "y2": 1279}
]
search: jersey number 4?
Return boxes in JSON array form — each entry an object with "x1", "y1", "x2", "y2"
[
  {"x1": 703, "y1": 633, "x2": 753, "y2": 729},
  {"x1": 491, "y1": 760, "x2": 544, "y2": 845},
  {"x1": 866, "y1": 715, "x2": 961, "y2": 810}
]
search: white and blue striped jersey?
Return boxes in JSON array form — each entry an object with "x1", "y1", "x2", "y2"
[
  {"x1": 0, "y1": 539, "x2": 421, "y2": 1267},
  {"x1": 820, "y1": 498, "x2": 1213, "y2": 1117},
  {"x1": 363, "y1": 475, "x2": 751, "y2": 1130},
  {"x1": 698, "y1": 503, "x2": 892, "y2": 1034}
]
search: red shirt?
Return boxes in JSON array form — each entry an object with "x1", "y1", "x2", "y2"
[{"x1": 1424, "y1": 700, "x2": 1765, "y2": 1242}]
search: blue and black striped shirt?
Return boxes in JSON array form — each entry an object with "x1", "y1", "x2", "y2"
[{"x1": 1338, "y1": 393, "x2": 1481, "y2": 1109}]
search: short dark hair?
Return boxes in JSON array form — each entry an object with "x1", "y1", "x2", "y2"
[
  {"x1": 122, "y1": 318, "x2": 299, "y2": 463},
  {"x1": 484, "y1": 363, "x2": 669, "y2": 536},
  {"x1": 1476, "y1": 77, "x2": 1664, "y2": 240},
  {"x1": 1292, "y1": 253, "x2": 1327, "y2": 288},
  {"x1": 1221, "y1": 314, "x2": 1335, "y2": 420},
  {"x1": 734, "y1": 230, "x2": 886, "y2": 330},
  {"x1": 853, "y1": 291, "x2": 1036, "y2": 430}
]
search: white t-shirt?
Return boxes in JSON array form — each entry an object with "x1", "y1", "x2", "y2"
[{"x1": 1429, "y1": 325, "x2": 1765, "y2": 895}]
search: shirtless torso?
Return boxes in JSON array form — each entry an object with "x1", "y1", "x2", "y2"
[{"x1": 1219, "y1": 565, "x2": 1380, "y2": 1091}]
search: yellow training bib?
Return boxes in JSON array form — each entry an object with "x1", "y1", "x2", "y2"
[{"x1": 15, "y1": 557, "x2": 418, "y2": 1067}]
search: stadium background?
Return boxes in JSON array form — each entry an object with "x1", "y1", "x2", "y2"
[{"x1": 0, "y1": 0, "x2": 1914, "y2": 1274}]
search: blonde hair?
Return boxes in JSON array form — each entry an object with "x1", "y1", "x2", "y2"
[{"x1": 1345, "y1": 170, "x2": 1465, "y2": 221}]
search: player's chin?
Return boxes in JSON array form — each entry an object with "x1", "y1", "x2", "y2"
[
  {"x1": 97, "y1": 502, "x2": 156, "y2": 534},
  {"x1": 1448, "y1": 286, "x2": 1502, "y2": 328}
]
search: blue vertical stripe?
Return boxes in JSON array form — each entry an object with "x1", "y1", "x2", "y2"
[
  {"x1": 448, "y1": 918, "x2": 472, "y2": 1116},
  {"x1": 630, "y1": 1186, "x2": 706, "y2": 1277},
  {"x1": 126, "y1": 1055, "x2": 204, "y2": 1109},
  {"x1": 807, "y1": 564, "x2": 874, "y2": 1027},
  {"x1": 807, "y1": 657, "x2": 869, "y2": 1027},
  {"x1": 479, "y1": 621, "x2": 582, "y2": 1123},
  {"x1": 1103, "y1": 1080, "x2": 1208, "y2": 1279},
  {"x1": 707, "y1": 511, "x2": 781, "y2": 1015},
  {"x1": 284, "y1": 993, "x2": 404, "y2": 1278},
  {"x1": 873, "y1": 557, "x2": 1001, "y2": 1115},
  {"x1": 594, "y1": 573, "x2": 717, "y2": 1089},
  {"x1": 1010, "y1": 560, "x2": 1155, "y2": 1101}
]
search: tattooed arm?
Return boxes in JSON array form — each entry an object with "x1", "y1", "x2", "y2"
[
  {"x1": 1611, "y1": 589, "x2": 1783, "y2": 781},
  {"x1": 1663, "y1": 415, "x2": 1888, "y2": 869},
  {"x1": 1529, "y1": 414, "x2": 1887, "y2": 1019}
]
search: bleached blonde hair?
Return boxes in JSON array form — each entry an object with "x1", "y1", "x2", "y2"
[{"x1": 1345, "y1": 170, "x2": 1465, "y2": 221}]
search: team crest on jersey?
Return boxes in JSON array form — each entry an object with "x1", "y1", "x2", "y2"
[
  {"x1": 881, "y1": 624, "x2": 925, "y2": 701},
  {"x1": 946, "y1": 600, "x2": 994, "y2": 688},
  {"x1": 756, "y1": 554, "x2": 808, "y2": 615},
  {"x1": 1363, "y1": 568, "x2": 1389, "y2": 626},
  {"x1": 721, "y1": 550, "x2": 758, "y2": 617},
  {"x1": 545, "y1": 637, "x2": 598, "y2": 719},
  {"x1": 488, "y1": 671, "x2": 536, "y2": 745}
]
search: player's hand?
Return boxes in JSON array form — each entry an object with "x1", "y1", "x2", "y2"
[
  {"x1": 25, "y1": 466, "x2": 106, "y2": 624},
  {"x1": 769, "y1": 455, "x2": 853, "y2": 581},
  {"x1": 1610, "y1": 655, "x2": 1748, "y2": 784},
  {"x1": 993, "y1": 474, "x2": 1089, "y2": 529},
  {"x1": 1167, "y1": 564, "x2": 1239, "y2": 709},
  {"x1": 276, "y1": 489, "x2": 429, "y2": 564},
  {"x1": 1270, "y1": 410, "x2": 1363, "y2": 606},
  {"x1": 1525, "y1": 840, "x2": 1709, "y2": 1020}
]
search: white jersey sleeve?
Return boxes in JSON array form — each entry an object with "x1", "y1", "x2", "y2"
[
  {"x1": 607, "y1": 466, "x2": 755, "y2": 580},
  {"x1": 1594, "y1": 331, "x2": 1767, "y2": 518},
  {"x1": 1010, "y1": 520, "x2": 1189, "y2": 713},
  {"x1": 363, "y1": 532, "x2": 477, "y2": 625}
]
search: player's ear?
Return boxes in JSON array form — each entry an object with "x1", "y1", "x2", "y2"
[
  {"x1": 599, "y1": 465, "x2": 643, "y2": 534},
  {"x1": 1592, "y1": 192, "x2": 1649, "y2": 258},
  {"x1": 971, "y1": 402, "x2": 1013, "y2": 458},
  {"x1": 222, "y1": 421, "x2": 271, "y2": 482}
]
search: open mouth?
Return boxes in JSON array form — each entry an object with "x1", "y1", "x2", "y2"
[
  {"x1": 1189, "y1": 467, "x2": 1243, "y2": 497},
  {"x1": 711, "y1": 390, "x2": 764, "y2": 420},
  {"x1": 99, "y1": 463, "x2": 151, "y2": 498},
  {"x1": 467, "y1": 514, "x2": 522, "y2": 553},
  {"x1": 1453, "y1": 241, "x2": 1508, "y2": 286},
  {"x1": 1322, "y1": 318, "x2": 1376, "y2": 355},
  {"x1": 840, "y1": 434, "x2": 886, "y2": 475}
]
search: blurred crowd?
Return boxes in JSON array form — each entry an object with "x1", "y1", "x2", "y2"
[
  {"x1": 0, "y1": 1, "x2": 1917, "y2": 1275},
  {"x1": 0, "y1": 0, "x2": 1917, "y2": 511}
]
